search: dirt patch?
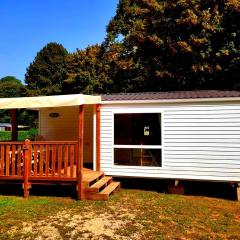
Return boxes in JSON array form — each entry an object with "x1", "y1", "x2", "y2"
[{"x1": 8, "y1": 209, "x2": 141, "y2": 240}]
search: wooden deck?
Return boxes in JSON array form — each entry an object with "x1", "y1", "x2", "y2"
[{"x1": 0, "y1": 140, "x2": 120, "y2": 200}]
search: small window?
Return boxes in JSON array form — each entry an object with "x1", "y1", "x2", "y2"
[{"x1": 114, "y1": 148, "x2": 162, "y2": 167}]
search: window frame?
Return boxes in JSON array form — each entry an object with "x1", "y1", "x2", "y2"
[{"x1": 112, "y1": 108, "x2": 164, "y2": 168}]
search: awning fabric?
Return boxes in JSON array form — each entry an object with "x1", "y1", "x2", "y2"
[{"x1": 0, "y1": 94, "x2": 101, "y2": 109}]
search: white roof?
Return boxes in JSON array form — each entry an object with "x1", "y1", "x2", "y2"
[{"x1": 0, "y1": 94, "x2": 101, "y2": 109}]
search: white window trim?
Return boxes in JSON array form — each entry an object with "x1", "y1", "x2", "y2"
[{"x1": 111, "y1": 108, "x2": 164, "y2": 168}]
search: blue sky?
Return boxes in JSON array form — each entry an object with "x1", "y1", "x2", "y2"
[{"x1": 0, "y1": 0, "x2": 119, "y2": 82}]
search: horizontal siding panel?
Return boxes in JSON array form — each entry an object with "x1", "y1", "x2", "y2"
[
  {"x1": 166, "y1": 105, "x2": 240, "y2": 111},
  {"x1": 100, "y1": 112, "x2": 112, "y2": 117},
  {"x1": 100, "y1": 152, "x2": 112, "y2": 157},
  {"x1": 162, "y1": 166, "x2": 240, "y2": 173},
  {"x1": 165, "y1": 131, "x2": 240, "y2": 135},
  {"x1": 165, "y1": 118, "x2": 240, "y2": 123},
  {"x1": 165, "y1": 135, "x2": 240, "y2": 139},
  {"x1": 165, "y1": 162, "x2": 240, "y2": 168},
  {"x1": 165, "y1": 127, "x2": 240, "y2": 131},
  {"x1": 164, "y1": 146, "x2": 240, "y2": 151},
  {"x1": 164, "y1": 155, "x2": 240, "y2": 160},
  {"x1": 100, "y1": 133, "x2": 112, "y2": 138},
  {"x1": 101, "y1": 143, "x2": 112, "y2": 147},
  {"x1": 102, "y1": 163, "x2": 240, "y2": 171},
  {"x1": 103, "y1": 170, "x2": 240, "y2": 182},
  {"x1": 166, "y1": 159, "x2": 240, "y2": 164},
  {"x1": 100, "y1": 137, "x2": 112, "y2": 142},
  {"x1": 165, "y1": 122, "x2": 240, "y2": 127},
  {"x1": 164, "y1": 114, "x2": 240, "y2": 119},
  {"x1": 165, "y1": 151, "x2": 240, "y2": 156},
  {"x1": 102, "y1": 168, "x2": 240, "y2": 178},
  {"x1": 164, "y1": 142, "x2": 240, "y2": 147},
  {"x1": 100, "y1": 148, "x2": 112, "y2": 153},
  {"x1": 165, "y1": 110, "x2": 240, "y2": 115},
  {"x1": 164, "y1": 161, "x2": 240, "y2": 168}
]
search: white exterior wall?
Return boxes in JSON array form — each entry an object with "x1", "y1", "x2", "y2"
[
  {"x1": 39, "y1": 107, "x2": 78, "y2": 141},
  {"x1": 100, "y1": 102, "x2": 240, "y2": 182},
  {"x1": 39, "y1": 105, "x2": 94, "y2": 163}
]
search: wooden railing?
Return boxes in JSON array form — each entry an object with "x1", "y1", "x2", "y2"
[
  {"x1": 0, "y1": 141, "x2": 24, "y2": 178},
  {"x1": 29, "y1": 141, "x2": 78, "y2": 179},
  {"x1": 0, "y1": 140, "x2": 78, "y2": 179}
]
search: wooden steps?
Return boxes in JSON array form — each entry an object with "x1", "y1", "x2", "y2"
[
  {"x1": 83, "y1": 171, "x2": 105, "y2": 186},
  {"x1": 83, "y1": 170, "x2": 120, "y2": 201},
  {"x1": 99, "y1": 181, "x2": 121, "y2": 200},
  {"x1": 87, "y1": 176, "x2": 112, "y2": 192}
]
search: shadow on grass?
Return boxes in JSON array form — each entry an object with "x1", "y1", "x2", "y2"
[
  {"x1": 0, "y1": 178, "x2": 237, "y2": 201},
  {"x1": 114, "y1": 177, "x2": 237, "y2": 201},
  {"x1": 0, "y1": 184, "x2": 77, "y2": 199}
]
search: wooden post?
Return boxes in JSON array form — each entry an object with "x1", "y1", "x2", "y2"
[
  {"x1": 11, "y1": 109, "x2": 18, "y2": 141},
  {"x1": 77, "y1": 105, "x2": 84, "y2": 199},
  {"x1": 96, "y1": 104, "x2": 101, "y2": 171},
  {"x1": 168, "y1": 180, "x2": 185, "y2": 195},
  {"x1": 23, "y1": 139, "x2": 31, "y2": 198},
  {"x1": 236, "y1": 183, "x2": 240, "y2": 201}
]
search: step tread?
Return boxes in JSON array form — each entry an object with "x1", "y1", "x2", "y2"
[
  {"x1": 83, "y1": 171, "x2": 104, "y2": 183},
  {"x1": 100, "y1": 181, "x2": 120, "y2": 195},
  {"x1": 89, "y1": 176, "x2": 112, "y2": 190}
]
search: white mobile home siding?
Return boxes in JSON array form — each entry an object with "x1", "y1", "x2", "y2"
[{"x1": 100, "y1": 102, "x2": 240, "y2": 182}]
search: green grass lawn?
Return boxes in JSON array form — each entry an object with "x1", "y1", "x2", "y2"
[
  {"x1": 0, "y1": 129, "x2": 37, "y2": 141},
  {"x1": 0, "y1": 190, "x2": 239, "y2": 240}
]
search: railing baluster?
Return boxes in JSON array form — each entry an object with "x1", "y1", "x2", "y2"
[
  {"x1": 64, "y1": 145, "x2": 68, "y2": 176},
  {"x1": 17, "y1": 145, "x2": 22, "y2": 176},
  {"x1": 6, "y1": 145, "x2": 10, "y2": 176},
  {"x1": 46, "y1": 145, "x2": 50, "y2": 176},
  {"x1": 11, "y1": 145, "x2": 16, "y2": 175},
  {"x1": 33, "y1": 145, "x2": 38, "y2": 176},
  {"x1": 70, "y1": 144, "x2": 74, "y2": 178},
  {"x1": 0, "y1": 145, "x2": 4, "y2": 175},
  {"x1": 40, "y1": 145, "x2": 44, "y2": 176},
  {"x1": 58, "y1": 145, "x2": 62, "y2": 177},
  {"x1": 52, "y1": 144, "x2": 56, "y2": 176}
]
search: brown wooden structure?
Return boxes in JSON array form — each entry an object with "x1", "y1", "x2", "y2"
[{"x1": 0, "y1": 95, "x2": 120, "y2": 200}]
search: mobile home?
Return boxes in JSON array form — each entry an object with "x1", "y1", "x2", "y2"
[{"x1": 0, "y1": 90, "x2": 240, "y2": 200}]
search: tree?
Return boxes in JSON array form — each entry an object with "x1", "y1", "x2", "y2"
[
  {"x1": 0, "y1": 76, "x2": 27, "y2": 124},
  {"x1": 25, "y1": 42, "x2": 68, "y2": 96},
  {"x1": 64, "y1": 45, "x2": 111, "y2": 94},
  {"x1": 0, "y1": 76, "x2": 25, "y2": 98},
  {"x1": 103, "y1": 0, "x2": 240, "y2": 91}
]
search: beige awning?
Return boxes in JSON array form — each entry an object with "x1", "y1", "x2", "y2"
[{"x1": 0, "y1": 94, "x2": 101, "y2": 109}]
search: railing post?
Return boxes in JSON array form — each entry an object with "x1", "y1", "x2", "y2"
[
  {"x1": 96, "y1": 104, "x2": 101, "y2": 171},
  {"x1": 11, "y1": 109, "x2": 18, "y2": 141},
  {"x1": 77, "y1": 105, "x2": 84, "y2": 199},
  {"x1": 23, "y1": 139, "x2": 31, "y2": 198}
]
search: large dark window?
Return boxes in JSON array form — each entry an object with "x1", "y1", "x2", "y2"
[
  {"x1": 114, "y1": 113, "x2": 161, "y2": 145},
  {"x1": 114, "y1": 113, "x2": 162, "y2": 167}
]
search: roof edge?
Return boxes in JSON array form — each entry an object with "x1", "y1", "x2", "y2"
[{"x1": 101, "y1": 97, "x2": 240, "y2": 105}]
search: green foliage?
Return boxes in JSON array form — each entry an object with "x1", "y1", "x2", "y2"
[
  {"x1": 25, "y1": 42, "x2": 68, "y2": 96},
  {"x1": 0, "y1": 76, "x2": 29, "y2": 125},
  {"x1": 64, "y1": 44, "x2": 112, "y2": 94},
  {"x1": 103, "y1": 0, "x2": 240, "y2": 91},
  {"x1": 0, "y1": 76, "x2": 25, "y2": 98},
  {"x1": 18, "y1": 110, "x2": 38, "y2": 128},
  {"x1": 0, "y1": 129, "x2": 38, "y2": 141}
]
